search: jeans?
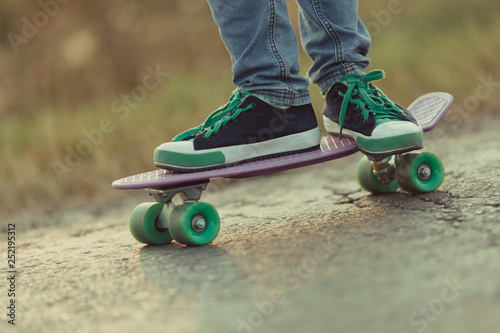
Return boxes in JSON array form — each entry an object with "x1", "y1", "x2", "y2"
[{"x1": 207, "y1": 0, "x2": 371, "y2": 106}]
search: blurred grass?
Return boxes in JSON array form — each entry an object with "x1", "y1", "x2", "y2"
[{"x1": 1, "y1": 0, "x2": 499, "y2": 214}]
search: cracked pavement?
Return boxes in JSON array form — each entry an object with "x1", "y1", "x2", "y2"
[{"x1": 2, "y1": 111, "x2": 500, "y2": 333}]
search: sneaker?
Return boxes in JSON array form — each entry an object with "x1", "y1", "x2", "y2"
[
  {"x1": 154, "y1": 90, "x2": 321, "y2": 171},
  {"x1": 322, "y1": 70, "x2": 423, "y2": 156}
]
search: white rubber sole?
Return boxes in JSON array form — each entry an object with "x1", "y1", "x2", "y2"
[
  {"x1": 323, "y1": 116, "x2": 354, "y2": 137},
  {"x1": 323, "y1": 115, "x2": 424, "y2": 155},
  {"x1": 155, "y1": 127, "x2": 321, "y2": 170}
]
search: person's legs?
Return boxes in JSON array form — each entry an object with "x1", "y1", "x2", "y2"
[
  {"x1": 297, "y1": 0, "x2": 423, "y2": 155},
  {"x1": 297, "y1": 0, "x2": 371, "y2": 94},
  {"x1": 207, "y1": 0, "x2": 311, "y2": 107},
  {"x1": 154, "y1": 0, "x2": 321, "y2": 171}
]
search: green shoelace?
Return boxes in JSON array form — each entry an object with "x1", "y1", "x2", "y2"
[
  {"x1": 172, "y1": 90, "x2": 255, "y2": 142},
  {"x1": 335, "y1": 70, "x2": 406, "y2": 138}
]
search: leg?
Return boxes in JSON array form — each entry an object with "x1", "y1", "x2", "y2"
[
  {"x1": 207, "y1": 0, "x2": 311, "y2": 106},
  {"x1": 296, "y1": 0, "x2": 371, "y2": 94},
  {"x1": 153, "y1": 1, "x2": 321, "y2": 171},
  {"x1": 297, "y1": 1, "x2": 423, "y2": 155}
]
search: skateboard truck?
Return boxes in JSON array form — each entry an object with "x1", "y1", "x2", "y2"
[
  {"x1": 142, "y1": 179, "x2": 219, "y2": 237},
  {"x1": 147, "y1": 181, "x2": 209, "y2": 204},
  {"x1": 369, "y1": 156, "x2": 397, "y2": 185}
]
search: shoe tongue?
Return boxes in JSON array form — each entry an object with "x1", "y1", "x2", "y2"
[
  {"x1": 326, "y1": 81, "x2": 348, "y2": 97},
  {"x1": 241, "y1": 94, "x2": 284, "y2": 109},
  {"x1": 238, "y1": 95, "x2": 257, "y2": 108},
  {"x1": 337, "y1": 81, "x2": 349, "y2": 91}
]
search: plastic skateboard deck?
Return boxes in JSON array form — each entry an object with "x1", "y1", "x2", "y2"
[
  {"x1": 112, "y1": 92, "x2": 453, "y2": 246},
  {"x1": 112, "y1": 92, "x2": 453, "y2": 190}
]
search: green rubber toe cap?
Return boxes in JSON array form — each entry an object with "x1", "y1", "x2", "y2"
[
  {"x1": 356, "y1": 130, "x2": 424, "y2": 154},
  {"x1": 154, "y1": 149, "x2": 225, "y2": 168}
]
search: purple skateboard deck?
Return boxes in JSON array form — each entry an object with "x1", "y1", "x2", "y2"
[{"x1": 112, "y1": 92, "x2": 453, "y2": 190}]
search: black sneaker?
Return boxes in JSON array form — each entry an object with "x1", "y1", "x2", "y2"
[
  {"x1": 322, "y1": 70, "x2": 423, "y2": 156},
  {"x1": 154, "y1": 90, "x2": 321, "y2": 171}
]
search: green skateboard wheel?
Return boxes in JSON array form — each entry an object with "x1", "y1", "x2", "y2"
[
  {"x1": 356, "y1": 155, "x2": 399, "y2": 194},
  {"x1": 129, "y1": 202, "x2": 173, "y2": 245},
  {"x1": 168, "y1": 202, "x2": 220, "y2": 246},
  {"x1": 396, "y1": 152, "x2": 445, "y2": 193}
]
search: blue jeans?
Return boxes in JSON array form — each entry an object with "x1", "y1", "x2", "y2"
[{"x1": 207, "y1": 0, "x2": 371, "y2": 106}]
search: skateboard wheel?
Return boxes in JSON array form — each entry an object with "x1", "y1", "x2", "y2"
[
  {"x1": 129, "y1": 202, "x2": 173, "y2": 245},
  {"x1": 168, "y1": 202, "x2": 220, "y2": 246},
  {"x1": 356, "y1": 156, "x2": 399, "y2": 194},
  {"x1": 396, "y1": 152, "x2": 445, "y2": 193}
]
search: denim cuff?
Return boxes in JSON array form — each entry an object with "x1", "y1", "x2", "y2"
[
  {"x1": 317, "y1": 63, "x2": 366, "y2": 95},
  {"x1": 242, "y1": 88, "x2": 312, "y2": 107}
]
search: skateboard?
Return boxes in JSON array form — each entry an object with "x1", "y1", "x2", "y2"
[{"x1": 112, "y1": 92, "x2": 453, "y2": 246}]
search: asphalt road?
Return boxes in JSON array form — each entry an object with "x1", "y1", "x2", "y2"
[{"x1": 2, "y1": 110, "x2": 500, "y2": 333}]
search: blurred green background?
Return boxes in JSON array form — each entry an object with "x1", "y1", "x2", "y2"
[{"x1": 1, "y1": 0, "x2": 499, "y2": 215}]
